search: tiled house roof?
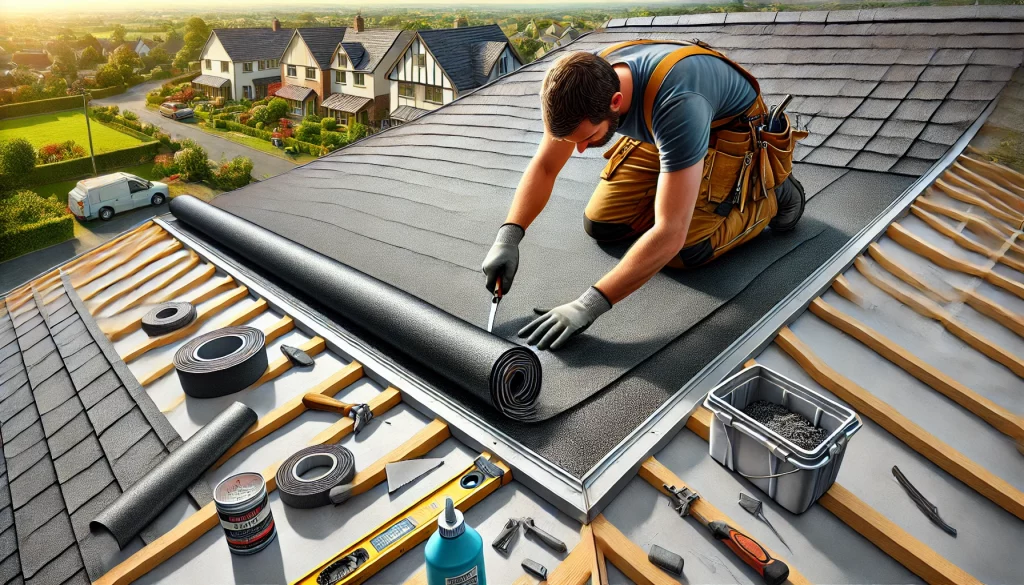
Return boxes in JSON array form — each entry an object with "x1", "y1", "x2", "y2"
[
  {"x1": 417, "y1": 24, "x2": 515, "y2": 93},
  {"x1": 295, "y1": 27, "x2": 347, "y2": 70},
  {"x1": 211, "y1": 28, "x2": 294, "y2": 63},
  {"x1": 337, "y1": 28, "x2": 409, "y2": 72}
]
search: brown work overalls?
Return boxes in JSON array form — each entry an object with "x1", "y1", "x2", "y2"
[{"x1": 584, "y1": 41, "x2": 806, "y2": 267}]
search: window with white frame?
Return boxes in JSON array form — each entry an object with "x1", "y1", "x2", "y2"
[
  {"x1": 243, "y1": 62, "x2": 253, "y2": 73},
  {"x1": 221, "y1": 61, "x2": 229, "y2": 72},
  {"x1": 336, "y1": 70, "x2": 346, "y2": 84},
  {"x1": 337, "y1": 54, "x2": 348, "y2": 68},
  {"x1": 498, "y1": 55, "x2": 507, "y2": 76},
  {"x1": 290, "y1": 99, "x2": 303, "y2": 116},
  {"x1": 398, "y1": 82, "x2": 414, "y2": 98},
  {"x1": 425, "y1": 85, "x2": 443, "y2": 104},
  {"x1": 305, "y1": 67, "x2": 316, "y2": 80},
  {"x1": 243, "y1": 85, "x2": 252, "y2": 99},
  {"x1": 353, "y1": 72, "x2": 365, "y2": 87},
  {"x1": 204, "y1": 59, "x2": 211, "y2": 69},
  {"x1": 287, "y1": 64, "x2": 297, "y2": 77}
]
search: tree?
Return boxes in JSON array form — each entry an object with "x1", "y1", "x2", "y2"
[
  {"x1": 174, "y1": 143, "x2": 211, "y2": 182},
  {"x1": 49, "y1": 41, "x2": 77, "y2": 82},
  {"x1": 175, "y1": 17, "x2": 209, "y2": 70},
  {"x1": 111, "y1": 24, "x2": 127, "y2": 44},
  {"x1": 0, "y1": 138, "x2": 36, "y2": 194},
  {"x1": 263, "y1": 98, "x2": 289, "y2": 124},
  {"x1": 78, "y1": 46, "x2": 103, "y2": 69},
  {"x1": 107, "y1": 45, "x2": 142, "y2": 86},
  {"x1": 78, "y1": 33, "x2": 103, "y2": 53},
  {"x1": 149, "y1": 47, "x2": 169, "y2": 64}
]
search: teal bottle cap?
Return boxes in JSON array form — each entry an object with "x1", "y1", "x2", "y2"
[{"x1": 438, "y1": 497, "x2": 465, "y2": 539}]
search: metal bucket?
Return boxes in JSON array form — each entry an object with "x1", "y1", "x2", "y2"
[{"x1": 704, "y1": 365, "x2": 861, "y2": 514}]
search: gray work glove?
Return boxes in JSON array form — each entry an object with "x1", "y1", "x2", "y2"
[
  {"x1": 518, "y1": 287, "x2": 612, "y2": 351},
  {"x1": 482, "y1": 223, "x2": 524, "y2": 295}
]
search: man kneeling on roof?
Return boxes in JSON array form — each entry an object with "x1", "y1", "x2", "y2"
[{"x1": 482, "y1": 41, "x2": 807, "y2": 351}]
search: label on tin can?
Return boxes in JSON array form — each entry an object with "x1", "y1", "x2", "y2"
[{"x1": 219, "y1": 493, "x2": 272, "y2": 532}]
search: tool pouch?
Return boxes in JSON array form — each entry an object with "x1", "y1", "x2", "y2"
[
  {"x1": 701, "y1": 129, "x2": 754, "y2": 215},
  {"x1": 757, "y1": 114, "x2": 808, "y2": 192},
  {"x1": 600, "y1": 136, "x2": 639, "y2": 180}
]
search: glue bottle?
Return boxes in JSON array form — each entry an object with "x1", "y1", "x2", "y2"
[{"x1": 425, "y1": 498, "x2": 486, "y2": 585}]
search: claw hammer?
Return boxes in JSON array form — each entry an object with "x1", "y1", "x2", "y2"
[
  {"x1": 302, "y1": 393, "x2": 373, "y2": 434},
  {"x1": 666, "y1": 485, "x2": 790, "y2": 585}
]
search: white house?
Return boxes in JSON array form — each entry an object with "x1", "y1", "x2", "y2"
[
  {"x1": 388, "y1": 24, "x2": 522, "y2": 125},
  {"x1": 322, "y1": 16, "x2": 413, "y2": 127},
  {"x1": 277, "y1": 26, "x2": 346, "y2": 118},
  {"x1": 193, "y1": 20, "x2": 293, "y2": 101}
]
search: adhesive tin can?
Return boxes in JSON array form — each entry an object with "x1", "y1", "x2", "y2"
[{"x1": 214, "y1": 472, "x2": 277, "y2": 555}]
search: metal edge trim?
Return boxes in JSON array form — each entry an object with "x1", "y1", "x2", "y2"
[
  {"x1": 578, "y1": 97, "x2": 999, "y2": 521},
  {"x1": 154, "y1": 217, "x2": 591, "y2": 521}
]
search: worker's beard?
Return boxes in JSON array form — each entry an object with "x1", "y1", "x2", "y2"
[{"x1": 590, "y1": 114, "x2": 621, "y2": 148}]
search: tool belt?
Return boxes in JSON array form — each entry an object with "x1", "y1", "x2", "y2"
[{"x1": 598, "y1": 40, "x2": 807, "y2": 219}]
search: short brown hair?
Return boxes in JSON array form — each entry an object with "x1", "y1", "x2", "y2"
[{"x1": 541, "y1": 51, "x2": 620, "y2": 138}]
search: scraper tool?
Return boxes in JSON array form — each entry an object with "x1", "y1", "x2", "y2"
[{"x1": 487, "y1": 277, "x2": 502, "y2": 332}]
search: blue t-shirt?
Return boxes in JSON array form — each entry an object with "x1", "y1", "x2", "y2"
[{"x1": 605, "y1": 44, "x2": 756, "y2": 173}]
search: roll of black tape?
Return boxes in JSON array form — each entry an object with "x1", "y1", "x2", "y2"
[
  {"x1": 170, "y1": 195, "x2": 542, "y2": 421},
  {"x1": 276, "y1": 444, "x2": 355, "y2": 508},
  {"x1": 174, "y1": 326, "x2": 268, "y2": 398},
  {"x1": 141, "y1": 301, "x2": 196, "y2": 336}
]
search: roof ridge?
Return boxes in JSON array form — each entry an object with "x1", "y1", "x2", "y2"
[{"x1": 603, "y1": 4, "x2": 1024, "y2": 28}]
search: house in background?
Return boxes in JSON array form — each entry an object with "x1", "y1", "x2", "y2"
[
  {"x1": 129, "y1": 38, "x2": 157, "y2": 58},
  {"x1": 388, "y1": 23, "x2": 522, "y2": 125},
  {"x1": 155, "y1": 36, "x2": 184, "y2": 59},
  {"x1": 11, "y1": 50, "x2": 50, "y2": 72},
  {"x1": 194, "y1": 19, "x2": 293, "y2": 101},
  {"x1": 278, "y1": 26, "x2": 346, "y2": 117},
  {"x1": 322, "y1": 15, "x2": 412, "y2": 128}
]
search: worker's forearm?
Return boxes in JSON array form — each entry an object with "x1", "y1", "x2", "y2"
[
  {"x1": 505, "y1": 162, "x2": 556, "y2": 229},
  {"x1": 595, "y1": 227, "x2": 686, "y2": 304}
]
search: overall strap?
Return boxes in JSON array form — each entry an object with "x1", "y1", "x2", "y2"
[{"x1": 597, "y1": 39, "x2": 765, "y2": 136}]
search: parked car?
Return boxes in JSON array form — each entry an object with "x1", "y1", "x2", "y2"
[
  {"x1": 68, "y1": 173, "x2": 169, "y2": 221},
  {"x1": 159, "y1": 102, "x2": 194, "y2": 120}
]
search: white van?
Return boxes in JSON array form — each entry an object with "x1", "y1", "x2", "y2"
[{"x1": 68, "y1": 173, "x2": 169, "y2": 221}]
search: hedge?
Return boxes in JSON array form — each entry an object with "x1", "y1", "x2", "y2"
[
  {"x1": 95, "y1": 120, "x2": 154, "y2": 142},
  {"x1": 0, "y1": 95, "x2": 83, "y2": 120},
  {"x1": 28, "y1": 141, "x2": 160, "y2": 185},
  {"x1": 0, "y1": 215, "x2": 74, "y2": 262},
  {"x1": 88, "y1": 85, "x2": 126, "y2": 99},
  {"x1": 283, "y1": 137, "x2": 324, "y2": 156},
  {"x1": 224, "y1": 120, "x2": 271, "y2": 141},
  {"x1": 162, "y1": 71, "x2": 200, "y2": 89}
]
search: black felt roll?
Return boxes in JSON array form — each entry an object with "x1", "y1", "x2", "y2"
[
  {"x1": 141, "y1": 301, "x2": 196, "y2": 336},
  {"x1": 171, "y1": 195, "x2": 542, "y2": 420},
  {"x1": 91, "y1": 402, "x2": 258, "y2": 549},
  {"x1": 174, "y1": 326, "x2": 268, "y2": 398}
]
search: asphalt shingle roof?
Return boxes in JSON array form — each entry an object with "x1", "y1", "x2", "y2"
[
  {"x1": 295, "y1": 27, "x2": 347, "y2": 70},
  {"x1": 321, "y1": 93, "x2": 372, "y2": 113},
  {"x1": 211, "y1": 28, "x2": 294, "y2": 63},
  {"x1": 338, "y1": 28, "x2": 411, "y2": 72},
  {"x1": 418, "y1": 24, "x2": 515, "y2": 93}
]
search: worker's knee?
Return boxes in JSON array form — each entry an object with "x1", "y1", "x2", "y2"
[
  {"x1": 583, "y1": 215, "x2": 635, "y2": 242},
  {"x1": 770, "y1": 175, "x2": 806, "y2": 233},
  {"x1": 676, "y1": 239, "x2": 714, "y2": 268}
]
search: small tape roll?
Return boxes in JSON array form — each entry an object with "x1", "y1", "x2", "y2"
[
  {"x1": 649, "y1": 544, "x2": 684, "y2": 575},
  {"x1": 141, "y1": 302, "x2": 196, "y2": 336},
  {"x1": 174, "y1": 326, "x2": 268, "y2": 398},
  {"x1": 277, "y1": 444, "x2": 356, "y2": 509}
]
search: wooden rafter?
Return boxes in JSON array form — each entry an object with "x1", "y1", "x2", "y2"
[
  {"x1": 776, "y1": 326, "x2": 1024, "y2": 521},
  {"x1": 686, "y1": 407, "x2": 981, "y2": 585},
  {"x1": 104, "y1": 274, "x2": 235, "y2": 341},
  {"x1": 910, "y1": 206, "x2": 1024, "y2": 273},
  {"x1": 944, "y1": 167, "x2": 1024, "y2": 216},
  {"x1": 809, "y1": 298, "x2": 1024, "y2": 444},
  {"x1": 94, "y1": 386, "x2": 404, "y2": 585},
  {"x1": 90, "y1": 253, "x2": 201, "y2": 316},
  {"x1": 854, "y1": 256, "x2": 1024, "y2": 378},
  {"x1": 949, "y1": 163, "x2": 1024, "y2": 213},
  {"x1": 866, "y1": 243, "x2": 954, "y2": 303},
  {"x1": 930, "y1": 182, "x2": 1024, "y2": 230},
  {"x1": 960, "y1": 152, "x2": 1024, "y2": 197},
  {"x1": 73, "y1": 230, "x2": 169, "y2": 289},
  {"x1": 915, "y1": 197, "x2": 1021, "y2": 242},
  {"x1": 121, "y1": 286, "x2": 251, "y2": 362},
  {"x1": 80, "y1": 240, "x2": 184, "y2": 301}
]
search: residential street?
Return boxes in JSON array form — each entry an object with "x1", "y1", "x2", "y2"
[{"x1": 92, "y1": 79, "x2": 298, "y2": 179}]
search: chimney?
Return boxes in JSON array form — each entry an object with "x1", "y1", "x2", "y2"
[
  {"x1": 454, "y1": 16, "x2": 468, "y2": 28},
  {"x1": 353, "y1": 13, "x2": 364, "y2": 33},
  {"x1": 271, "y1": 18, "x2": 281, "y2": 32}
]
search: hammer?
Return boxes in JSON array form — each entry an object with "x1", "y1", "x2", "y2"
[
  {"x1": 302, "y1": 393, "x2": 373, "y2": 434},
  {"x1": 665, "y1": 485, "x2": 790, "y2": 585}
]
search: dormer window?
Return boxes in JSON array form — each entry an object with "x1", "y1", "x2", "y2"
[{"x1": 337, "y1": 54, "x2": 348, "y2": 68}]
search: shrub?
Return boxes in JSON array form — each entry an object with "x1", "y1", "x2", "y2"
[
  {"x1": 264, "y1": 98, "x2": 288, "y2": 123},
  {"x1": 122, "y1": 110, "x2": 138, "y2": 121},
  {"x1": 256, "y1": 122, "x2": 265, "y2": 131},
  {"x1": 238, "y1": 112, "x2": 252, "y2": 125},
  {"x1": 174, "y1": 144, "x2": 210, "y2": 182},
  {"x1": 295, "y1": 123, "x2": 321, "y2": 143},
  {"x1": 88, "y1": 85, "x2": 126, "y2": 99},
  {"x1": 214, "y1": 119, "x2": 227, "y2": 129},
  {"x1": 320, "y1": 131, "x2": 348, "y2": 151},
  {"x1": 210, "y1": 156, "x2": 254, "y2": 191},
  {"x1": 0, "y1": 138, "x2": 36, "y2": 193},
  {"x1": 0, "y1": 190, "x2": 73, "y2": 262},
  {"x1": 224, "y1": 120, "x2": 272, "y2": 141},
  {"x1": 0, "y1": 94, "x2": 83, "y2": 120},
  {"x1": 150, "y1": 69, "x2": 172, "y2": 80},
  {"x1": 302, "y1": 113, "x2": 321, "y2": 125},
  {"x1": 321, "y1": 117, "x2": 338, "y2": 131},
  {"x1": 146, "y1": 92, "x2": 165, "y2": 106},
  {"x1": 169, "y1": 86, "x2": 195, "y2": 104},
  {"x1": 152, "y1": 154, "x2": 179, "y2": 178},
  {"x1": 348, "y1": 122, "x2": 369, "y2": 142},
  {"x1": 36, "y1": 140, "x2": 86, "y2": 164}
]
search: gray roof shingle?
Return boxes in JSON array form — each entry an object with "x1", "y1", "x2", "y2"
[
  {"x1": 295, "y1": 27, "x2": 347, "y2": 70},
  {"x1": 337, "y1": 28, "x2": 411, "y2": 72},
  {"x1": 211, "y1": 27, "x2": 294, "y2": 63},
  {"x1": 418, "y1": 24, "x2": 516, "y2": 93}
]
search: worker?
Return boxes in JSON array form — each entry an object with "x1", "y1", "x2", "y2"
[{"x1": 482, "y1": 41, "x2": 805, "y2": 351}]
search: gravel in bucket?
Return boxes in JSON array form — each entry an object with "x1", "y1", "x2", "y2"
[{"x1": 742, "y1": 400, "x2": 829, "y2": 450}]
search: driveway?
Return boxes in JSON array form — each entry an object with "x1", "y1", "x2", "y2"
[{"x1": 92, "y1": 80, "x2": 297, "y2": 179}]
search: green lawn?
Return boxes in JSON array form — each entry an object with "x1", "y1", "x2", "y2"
[
  {"x1": 32, "y1": 162, "x2": 157, "y2": 201},
  {"x1": 0, "y1": 110, "x2": 146, "y2": 155}
]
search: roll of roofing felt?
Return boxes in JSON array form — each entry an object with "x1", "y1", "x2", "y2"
[
  {"x1": 276, "y1": 444, "x2": 356, "y2": 508},
  {"x1": 91, "y1": 402, "x2": 258, "y2": 549},
  {"x1": 141, "y1": 301, "x2": 197, "y2": 336},
  {"x1": 171, "y1": 195, "x2": 541, "y2": 421},
  {"x1": 174, "y1": 326, "x2": 268, "y2": 398}
]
